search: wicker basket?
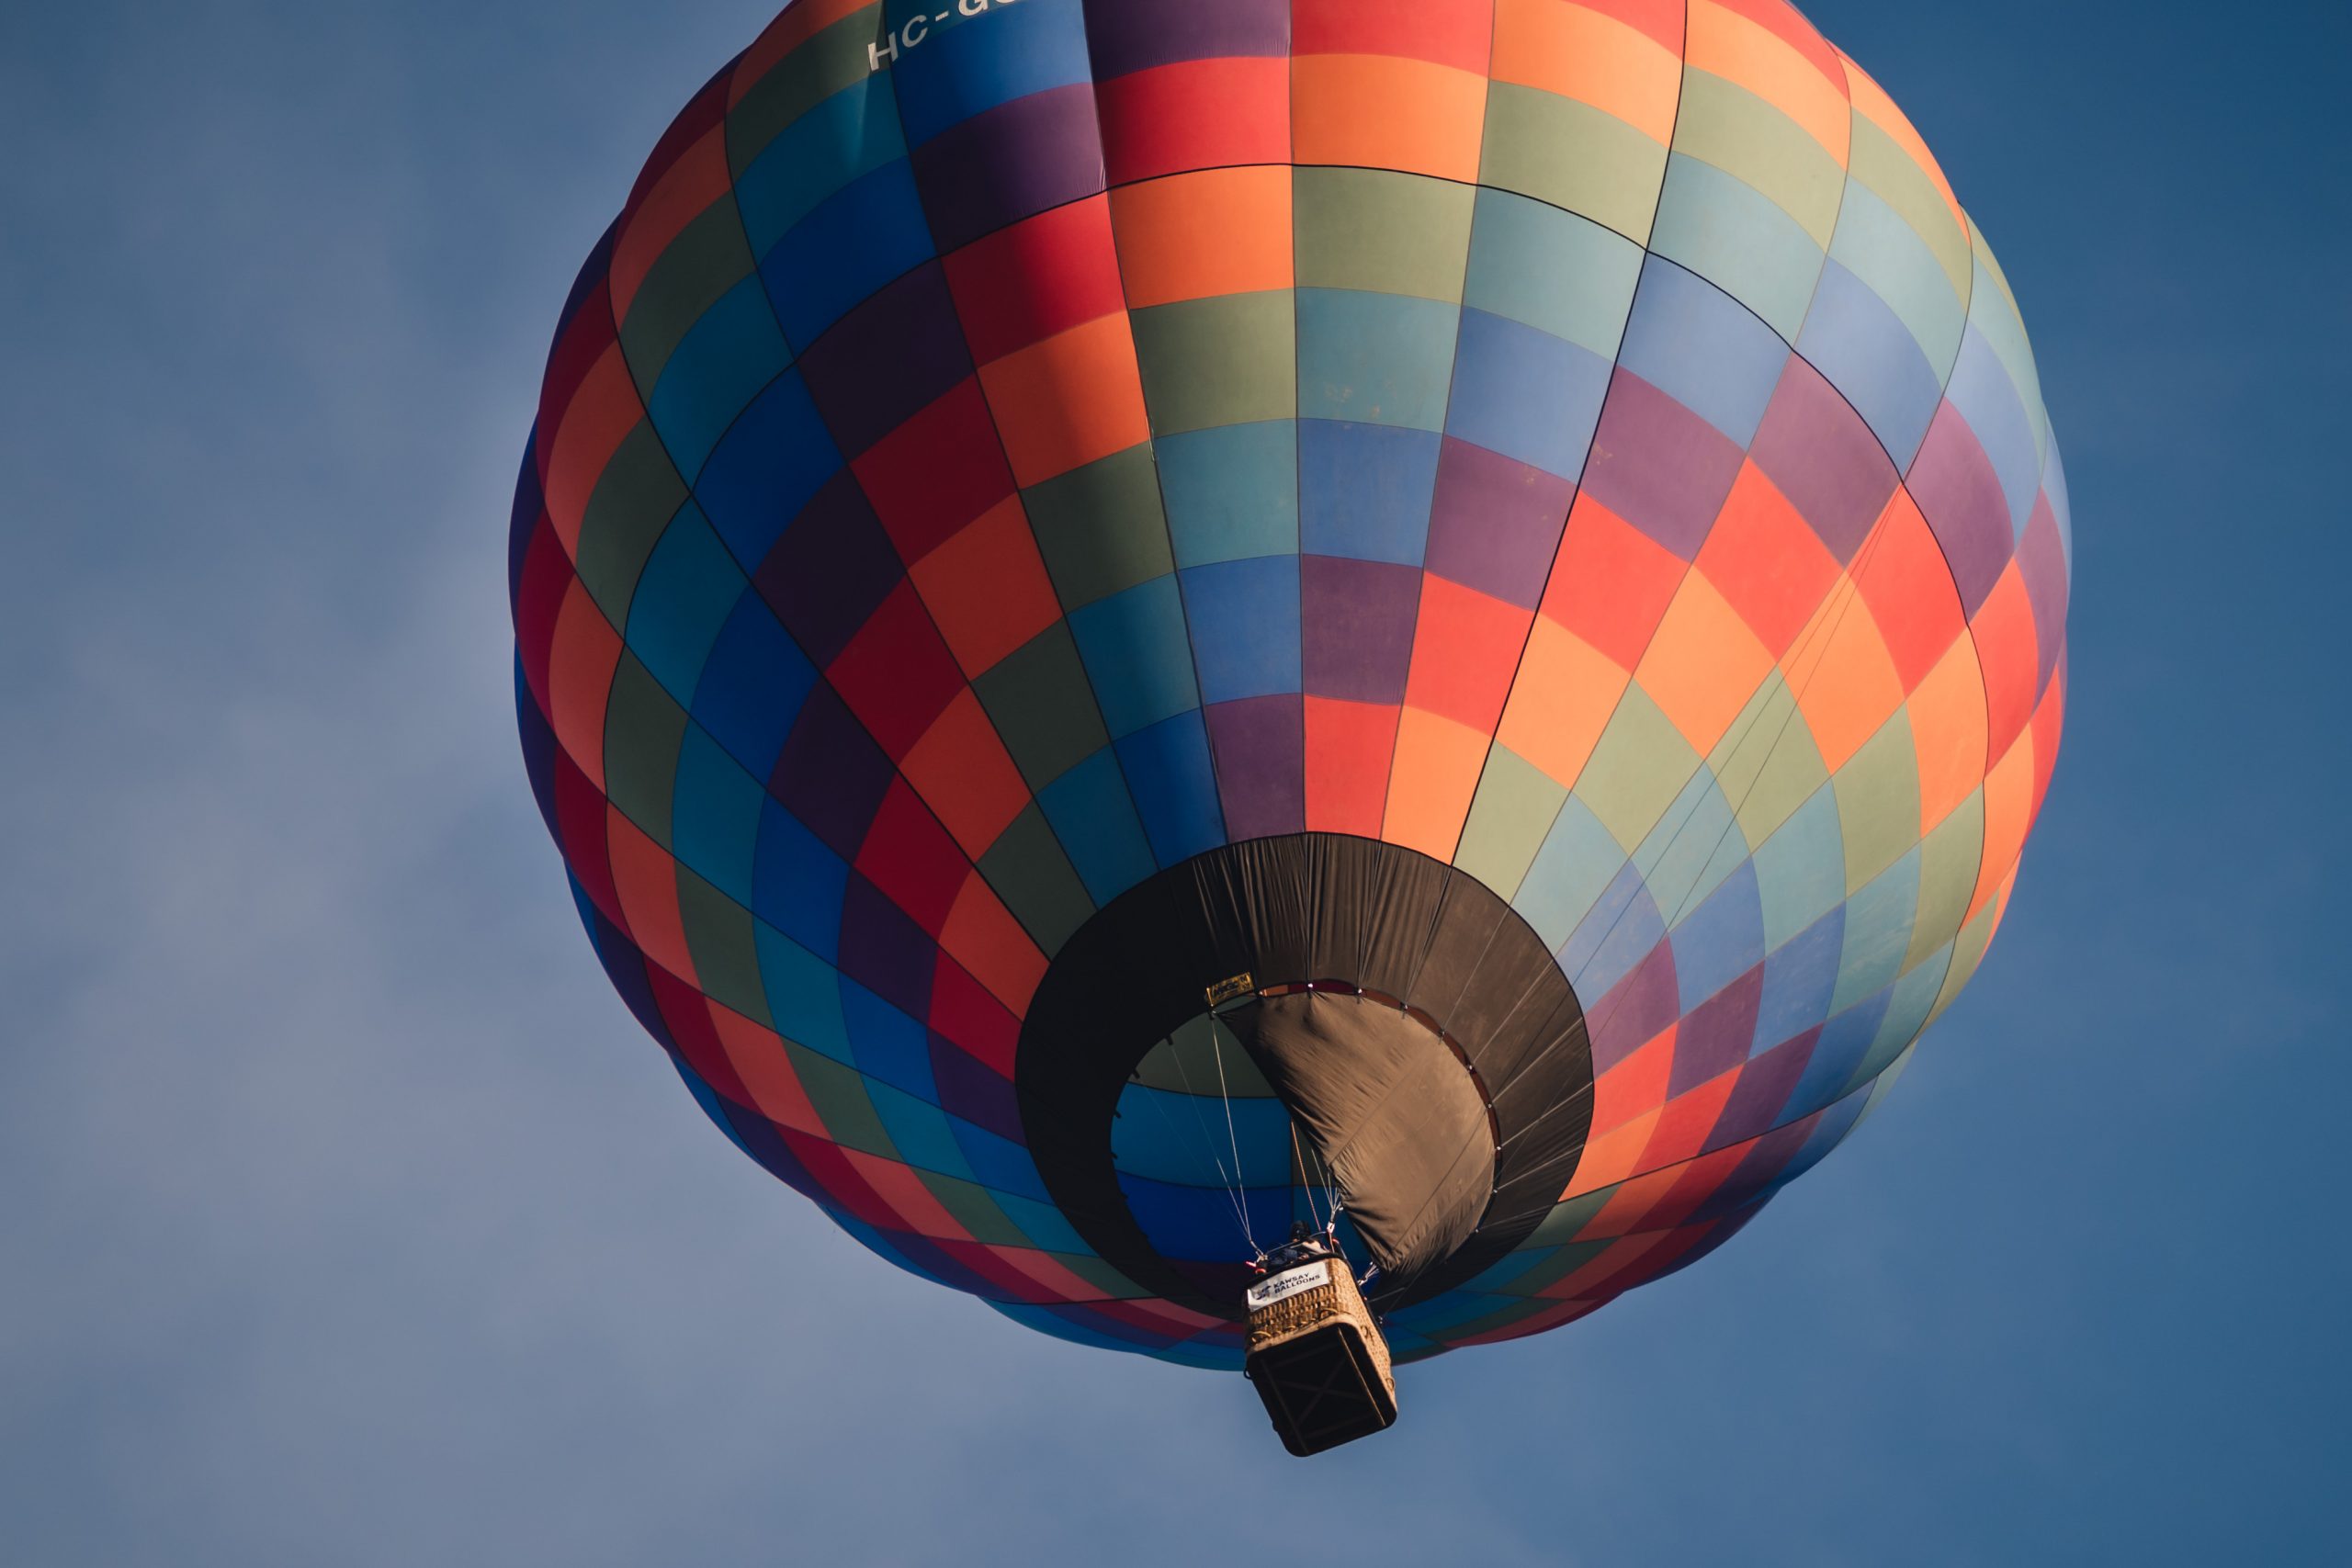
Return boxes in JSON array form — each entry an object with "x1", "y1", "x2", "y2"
[{"x1": 1242, "y1": 1258, "x2": 1398, "y2": 1456}]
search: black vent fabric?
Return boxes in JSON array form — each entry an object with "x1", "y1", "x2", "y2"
[
  {"x1": 1015, "y1": 834, "x2": 1591, "y2": 1317},
  {"x1": 1221, "y1": 991, "x2": 1495, "y2": 1287}
]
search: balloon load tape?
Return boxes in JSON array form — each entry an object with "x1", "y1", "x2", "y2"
[
  {"x1": 1241, "y1": 1252, "x2": 1398, "y2": 1458},
  {"x1": 1203, "y1": 972, "x2": 1257, "y2": 1008}
]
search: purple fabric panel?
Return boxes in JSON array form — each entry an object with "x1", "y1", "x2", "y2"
[
  {"x1": 1690, "y1": 1111, "x2": 1818, "y2": 1222},
  {"x1": 707, "y1": 1100, "x2": 829, "y2": 1210},
  {"x1": 1080, "y1": 0, "x2": 1290, "y2": 75},
  {"x1": 911, "y1": 84, "x2": 1106, "y2": 253},
  {"x1": 1614, "y1": 254, "x2": 1790, "y2": 448},
  {"x1": 796, "y1": 263, "x2": 971, "y2": 455},
  {"x1": 860, "y1": 1230, "x2": 1001, "y2": 1300},
  {"x1": 596, "y1": 918, "x2": 674, "y2": 1052},
  {"x1": 1578, "y1": 369, "x2": 1744, "y2": 561},
  {"x1": 1907, "y1": 401, "x2": 2016, "y2": 616},
  {"x1": 1939, "y1": 327, "x2": 2043, "y2": 534},
  {"x1": 1709, "y1": 1026, "x2": 1819, "y2": 1149},
  {"x1": 1668, "y1": 964, "x2": 1764, "y2": 1097},
  {"x1": 2041, "y1": 437, "x2": 2074, "y2": 568},
  {"x1": 1300, "y1": 555, "x2": 1420, "y2": 703},
  {"x1": 1748, "y1": 355, "x2": 1899, "y2": 564},
  {"x1": 1645, "y1": 1201, "x2": 1764, "y2": 1280},
  {"x1": 838, "y1": 873, "x2": 939, "y2": 1020},
  {"x1": 770, "y1": 684, "x2": 895, "y2": 860},
  {"x1": 1423, "y1": 436, "x2": 1577, "y2": 609},
  {"x1": 754, "y1": 470, "x2": 906, "y2": 665},
  {"x1": 1204, "y1": 694, "x2": 1306, "y2": 839},
  {"x1": 1587, "y1": 942, "x2": 1680, "y2": 1074},
  {"x1": 2015, "y1": 494, "x2": 2070, "y2": 698},
  {"x1": 929, "y1": 1034, "x2": 1027, "y2": 1144}
]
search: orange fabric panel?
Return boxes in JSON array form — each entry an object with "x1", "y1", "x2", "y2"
[
  {"x1": 1789, "y1": 584, "x2": 1902, "y2": 773},
  {"x1": 1110, "y1": 165, "x2": 1295, "y2": 306},
  {"x1": 1491, "y1": 0, "x2": 1682, "y2": 144},
  {"x1": 1686, "y1": 0, "x2": 1850, "y2": 163},
  {"x1": 1693, "y1": 462, "x2": 1842, "y2": 657},
  {"x1": 606, "y1": 807, "x2": 696, "y2": 987},
  {"x1": 1381, "y1": 707, "x2": 1491, "y2": 861},
  {"x1": 907, "y1": 497, "x2": 1061, "y2": 676},
  {"x1": 1539, "y1": 495, "x2": 1688, "y2": 671},
  {"x1": 1635, "y1": 573, "x2": 1777, "y2": 754},
  {"x1": 1291, "y1": 54, "x2": 1488, "y2": 183},
  {"x1": 943, "y1": 874, "x2": 1048, "y2": 1014},
  {"x1": 543, "y1": 347, "x2": 645, "y2": 554},
  {"x1": 547, "y1": 580, "x2": 623, "y2": 788},
  {"x1": 899, "y1": 690, "x2": 1033, "y2": 858},
  {"x1": 610, "y1": 127, "x2": 732, "y2": 321},
  {"x1": 1495, "y1": 618, "x2": 1629, "y2": 789},
  {"x1": 708, "y1": 1003, "x2": 826, "y2": 1137},
  {"x1": 1906, "y1": 636, "x2": 1989, "y2": 834},
  {"x1": 1303, "y1": 696, "x2": 1399, "y2": 835},
  {"x1": 977, "y1": 315, "x2": 1152, "y2": 487}
]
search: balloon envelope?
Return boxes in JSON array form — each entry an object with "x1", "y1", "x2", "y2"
[{"x1": 512, "y1": 0, "x2": 2070, "y2": 1368}]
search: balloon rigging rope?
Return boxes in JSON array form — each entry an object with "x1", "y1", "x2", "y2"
[
  {"x1": 1385, "y1": 509, "x2": 1905, "y2": 1235},
  {"x1": 1161, "y1": 1029, "x2": 1254, "y2": 1246},
  {"x1": 1140, "y1": 508, "x2": 1903, "y2": 1287},
  {"x1": 1312, "y1": 1132, "x2": 1344, "y2": 1232},
  {"x1": 1483, "y1": 511, "x2": 1906, "y2": 1202},
  {"x1": 1289, "y1": 1120, "x2": 1326, "y2": 1237},
  {"x1": 1136, "y1": 1088, "x2": 1250, "y2": 1246},
  {"x1": 1213, "y1": 1028, "x2": 1258, "y2": 1256}
]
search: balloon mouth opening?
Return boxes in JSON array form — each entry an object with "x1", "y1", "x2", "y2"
[
  {"x1": 1107, "y1": 981, "x2": 1497, "y2": 1310},
  {"x1": 1223, "y1": 986, "x2": 1498, "y2": 1297},
  {"x1": 1015, "y1": 834, "x2": 1593, "y2": 1319}
]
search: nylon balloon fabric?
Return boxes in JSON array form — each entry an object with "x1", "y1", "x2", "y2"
[{"x1": 511, "y1": 0, "x2": 2070, "y2": 1369}]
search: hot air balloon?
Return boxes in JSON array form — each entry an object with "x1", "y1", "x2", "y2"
[{"x1": 511, "y1": 0, "x2": 2070, "y2": 1454}]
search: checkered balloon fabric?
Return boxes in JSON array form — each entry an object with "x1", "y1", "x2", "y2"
[{"x1": 513, "y1": 0, "x2": 2068, "y2": 1368}]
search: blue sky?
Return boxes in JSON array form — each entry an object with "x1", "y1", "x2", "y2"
[{"x1": 4, "y1": 4, "x2": 2346, "y2": 1563}]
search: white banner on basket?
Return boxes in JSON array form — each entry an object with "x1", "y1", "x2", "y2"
[{"x1": 1246, "y1": 1262, "x2": 1330, "y2": 1313}]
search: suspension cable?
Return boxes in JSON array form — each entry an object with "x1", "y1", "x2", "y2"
[
  {"x1": 1161, "y1": 1029, "x2": 1254, "y2": 1250},
  {"x1": 1211, "y1": 1026, "x2": 1259, "y2": 1256}
]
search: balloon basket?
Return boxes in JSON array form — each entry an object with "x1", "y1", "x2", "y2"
[{"x1": 1241, "y1": 1257, "x2": 1397, "y2": 1457}]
